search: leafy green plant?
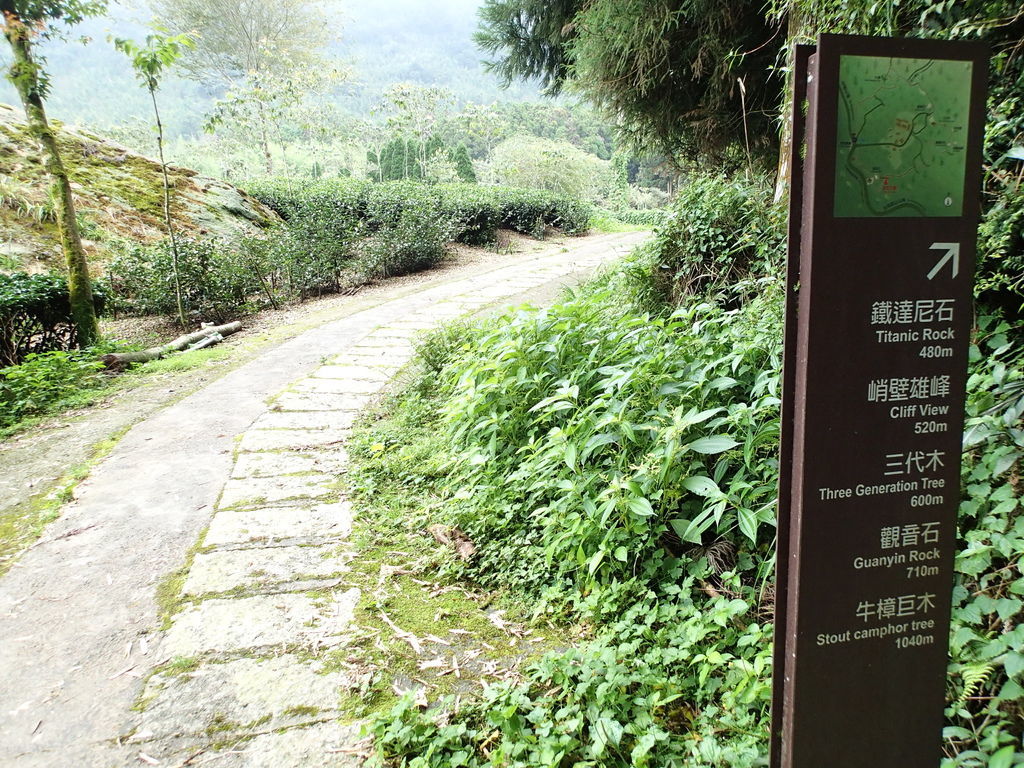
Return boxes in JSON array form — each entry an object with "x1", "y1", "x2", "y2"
[
  {"x1": 0, "y1": 349, "x2": 105, "y2": 429},
  {"x1": 352, "y1": 264, "x2": 1022, "y2": 768}
]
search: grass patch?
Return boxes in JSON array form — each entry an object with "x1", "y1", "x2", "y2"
[
  {"x1": 133, "y1": 346, "x2": 234, "y2": 374},
  {"x1": 588, "y1": 210, "x2": 648, "y2": 233}
]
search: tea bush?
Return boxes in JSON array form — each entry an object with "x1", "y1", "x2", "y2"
[
  {"x1": 0, "y1": 272, "x2": 107, "y2": 365},
  {"x1": 106, "y1": 237, "x2": 261, "y2": 323},
  {"x1": 355, "y1": 198, "x2": 462, "y2": 280},
  {"x1": 245, "y1": 179, "x2": 593, "y2": 245}
]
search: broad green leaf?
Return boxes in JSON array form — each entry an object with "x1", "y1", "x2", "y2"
[
  {"x1": 686, "y1": 435, "x2": 739, "y2": 454},
  {"x1": 738, "y1": 506, "x2": 758, "y2": 542},
  {"x1": 988, "y1": 745, "x2": 1014, "y2": 768},
  {"x1": 564, "y1": 443, "x2": 577, "y2": 470},
  {"x1": 682, "y1": 475, "x2": 719, "y2": 497},
  {"x1": 1005, "y1": 651, "x2": 1024, "y2": 679},
  {"x1": 669, "y1": 518, "x2": 691, "y2": 539},
  {"x1": 613, "y1": 546, "x2": 628, "y2": 562},
  {"x1": 627, "y1": 497, "x2": 655, "y2": 517}
]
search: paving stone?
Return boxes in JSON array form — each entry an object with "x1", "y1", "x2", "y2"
[
  {"x1": 368, "y1": 327, "x2": 421, "y2": 339},
  {"x1": 383, "y1": 319, "x2": 435, "y2": 330},
  {"x1": 294, "y1": 377, "x2": 383, "y2": 396},
  {"x1": 231, "y1": 451, "x2": 348, "y2": 480},
  {"x1": 161, "y1": 590, "x2": 359, "y2": 657},
  {"x1": 203, "y1": 502, "x2": 353, "y2": 547},
  {"x1": 239, "y1": 429, "x2": 349, "y2": 452},
  {"x1": 313, "y1": 365, "x2": 391, "y2": 382},
  {"x1": 212, "y1": 721, "x2": 364, "y2": 767},
  {"x1": 183, "y1": 545, "x2": 351, "y2": 596},
  {"x1": 339, "y1": 349, "x2": 412, "y2": 366},
  {"x1": 136, "y1": 656, "x2": 354, "y2": 741},
  {"x1": 252, "y1": 411, "x2": 357, "y2": 431},
  {"x1": 326, "y1": 356, "x2": 402, "y2": 372},
  {"x1": 416, "y1": 304, "x2": 465, "y2": 320},
  {"x1": 219, "y1": 473, "x2": 336, "y2": 509},
  {"x1": 272, "y1": 393, "x2": 370, "y2": 412}
]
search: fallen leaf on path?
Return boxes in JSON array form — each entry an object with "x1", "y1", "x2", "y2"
[
  {"x1": 426, "y1": 525, "x2": 477, "y2": 561},
  {"x1": 109, "y1": 665, "x2": 136, "y2": 680},
  {"x1": 380, "y1": 612, "x2": 422, "y2": 654}
]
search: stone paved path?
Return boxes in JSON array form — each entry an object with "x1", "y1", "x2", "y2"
[{"x1": 0, "y1": 231, "x2": 648, "y2": 767}]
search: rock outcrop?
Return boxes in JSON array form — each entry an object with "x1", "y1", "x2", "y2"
[{"x1": 0, "y1": 104, "x2": 279, "y2": 274}]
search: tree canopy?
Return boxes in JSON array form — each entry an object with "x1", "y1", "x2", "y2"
[
  {"x1": 476, "y1": 0, "x2": 783, "y2": 165},
  {"x1": 150, "y1": 0, "x2": 334, "y2": 84}
]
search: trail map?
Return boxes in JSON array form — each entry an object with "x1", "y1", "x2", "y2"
[{"x1": 834, "y1": 55, "x2": 972, "y2": 217}]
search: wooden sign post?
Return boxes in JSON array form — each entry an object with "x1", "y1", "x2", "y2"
[{"x1": 772, "y1": 34, "x2": 988, "y2": 768}]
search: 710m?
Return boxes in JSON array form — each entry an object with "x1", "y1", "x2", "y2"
[{"x1": 907, "y1": 564, "x2": 939, "y2": 578}]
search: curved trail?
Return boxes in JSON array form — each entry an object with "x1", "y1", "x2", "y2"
[{"x1": 0, "y1": 231, "x2": 647, "y2": 767}]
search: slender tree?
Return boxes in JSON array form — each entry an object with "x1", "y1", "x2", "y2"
[
  {"x1": 113, "y1": 31, "x2": 193, "y2": 326},
  {"x1": 152, "y1": 0, "x2": 336, "y2": 175},
  {"x1": 1, "y1": 0, "x2": 103, "y2": 346}
]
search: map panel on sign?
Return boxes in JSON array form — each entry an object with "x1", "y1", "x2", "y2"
[{"x1": 834, "y1": 55, "x2": 972, "y2": 218}]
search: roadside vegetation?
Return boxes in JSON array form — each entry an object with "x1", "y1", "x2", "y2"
[{"x1": 351, "y1": 172, "x2": 1023, "y2": 767}]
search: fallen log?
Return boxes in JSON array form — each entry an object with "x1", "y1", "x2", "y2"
[{"x1": 101, "y1": 321, "x2": 242, "y2": 369}]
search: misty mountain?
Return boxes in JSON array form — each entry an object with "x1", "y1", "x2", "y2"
[{"x1": 0, "y1": 0, "x2": 543, "y2": 138}]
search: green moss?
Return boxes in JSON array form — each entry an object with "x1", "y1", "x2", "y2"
[
  {"x1": 282, "y1": 704, "x2": 323, "y2": 718},
  {"x1": 154, "y1": 528, "x2": 208, "y2": 630}
]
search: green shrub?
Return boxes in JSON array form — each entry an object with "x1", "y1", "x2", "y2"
[
  {"x1": 977, "y1": 184, "x2": 1024, "y2": 314},
  {"x1": 0, "y1": 349, "x2": 106, "y2": 429},
  {"x1": 631, "y1": 173, "x2": 785, "y2": 311},
  {"x1": 612, "y1": 207, "x2": 670, "y2": 227},
  {"x1": 246, "y1": 179, "x2": 593, "y2": 246},
  {"x1": 0, "y1": 272, "x2": 107, "y2": 366},
  {"x1": 355, "y1": 199, "x2": 461, "y2": 280},
  {"x1": 107, "y1": 237, "x2": 262, "y2": 323},
  {"x1": 353, "y1": 262, "x2": 1022, "y2": 767},
  {"x1": 943, "y1": 314, "x2": 1024, "y2": 763}
]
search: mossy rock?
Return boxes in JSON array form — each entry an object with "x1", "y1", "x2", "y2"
[{"x1": 0, "y1": 103, "x2": 279, "y2": 275}]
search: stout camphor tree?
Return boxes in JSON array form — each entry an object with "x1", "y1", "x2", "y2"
[{"x1": 1, "y1": 0, "x2": 103, "y2": 346}]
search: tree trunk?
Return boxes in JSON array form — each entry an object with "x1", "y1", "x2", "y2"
[
  {"x1": 4, "y1": 19, "x2": 98, "y2": 347},
  {"x1": 256, "y1": 100, "x2": 274, "y2": 174},
  {"x1": 774, "y1": 8, "x2": 806, "y2": 203},
  {"x1": 100, "y1": 321, "x2": 242, "y2": 368},
  {"x1": 149, "y1": 85, "x2": 186, "y2": 327}
]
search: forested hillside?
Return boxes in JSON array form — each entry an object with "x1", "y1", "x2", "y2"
[{"x1": 0, "y1": 0, "x2": 542, "y2": 138}]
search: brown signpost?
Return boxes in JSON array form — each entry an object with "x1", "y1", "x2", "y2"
[{"x1": 772, "y1": 34, "x2": 988, "y2": 768}]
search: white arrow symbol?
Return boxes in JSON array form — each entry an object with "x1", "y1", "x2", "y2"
[{"x1": 927, "y1": 242, "x2": 960, "y2": 280}]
